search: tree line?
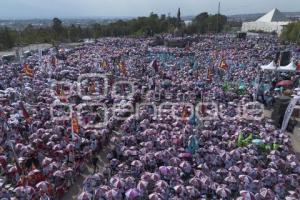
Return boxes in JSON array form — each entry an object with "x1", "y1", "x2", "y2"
[
  {"x1": 281, "y1": 21, "x2": 300, "y2": 44},
  {"x1": 0, "y1": 10, "x2": 229, "y2": 51}
]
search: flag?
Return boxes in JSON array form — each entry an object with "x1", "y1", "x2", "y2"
[
  {"x1": 200, "y1": 91, "x2": 206, "y2": 114},
  {"x1": 280, "y1": 96, "x2": 300, "y2": 133},
  {"x1": 51, "y1": 56, "x2": 58, "y2": 67},
  {"x1": 23, "y1": 64, "x2": 34, "y2": 77},
  {"x1": 56, "y1": 85, "x2": 67, "y2": 103},
  {"x1": 207, "y1": 67, "x2": 214, "y2": 82},
  {"x1": 101, "y1": 60, "x2": 109, "y2": 69},
  {"x1": 88, "y1": 81, "x2": 96, "y2": 93},
  {"x1": 19, "y1": 101, "x2": 32, "y2": 124},
  {"x1": 71, "y1": 114, "x2": 80, "y2": 134},
  {"x1": 151, "y1": 59, "x2": 159, "y2": 72},
  {"x1": 219, "y1": 59, "x2": 229, "y2": 71},
  {"x1": 118, "y1": 61, "x2": 127, "y2": 75},
  {"x1": 182, "y1": 106, "x2": 190, "y2": 122}
]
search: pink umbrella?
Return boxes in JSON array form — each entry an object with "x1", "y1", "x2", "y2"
[
  {"x1": 179, "y1": 161, "x2": 192, "y2": 173},
  {"x1": 24, "y1": 186, "x2": 35, "y2": 195},
  {"x1": 225, "y1": 174, "x2": 237, "y2": 183},
  {"x1": 150, "y1": 173, "x2": 161, "y2": 182},
  {"x1": 105, "y1": 189, "x2": 120, "y2": 200},
  {"x1": 141, "y1": 172, "x2": 151, "y2": 181},
  {"x1": 36, "y1": 181, "x2": 50, "y2": 191},
  {"x1": 178, "y1": 152, "x2": 192, "y2": 158},
  {"x1": 173, "y1": 185, "x2": 186, "y2": 194},
  {"x1": 94, "y1": 186, "x2": 111, "y2": 198},
  {"x1": 170, "y1": 157, "x2": 181, "y2": 166},
  {"x1": 239, "y1": 175, "x2": 253, "y2": 185},
  {"x1": 186, "y1": 185, "x2": 200, "y2": 196},
  {"x1": 158, "y1": 166, "x2": 170, "y2": 176},
  {"x1": 28, "y1": 169, "x2": 42, "y2": 177},
  {"x1": 66, "y1": 143, "x2": 75, "y2": 151},
  {"x1": 42, "y1": 157, "x2": 53, "y2": 167},
  {"x1": 216, "y1": 184, "x2": 231, "y2": 198},
  {"x1": 148, "y1": 192, "x2": 162, "y2": 200},
  {"x1": 216, "y1": 168, "x2": 228, "y2": 175},
  {"x1": 155, "y1": 180, "x2": 169, "y2": 189},
  {"x1": 8, "y1": 165, "x2": 18, "y2": 173},
  {"x1": 229, "y1": 165, "x2": 241, "y2": 174},
  {"x1": 131, "y1": 160, "x2": 143, "y2": 168},
  {"x1": 237, "y1": 190, "x2": 256, "y2": 200},
  {"x1": 53, "y1": 170, "x2": 65, "y2": 178},
  {"x1": 200, "y1": 176, "x2": 211, "y2": 187},
  {"x1": 259, "y1": 188, "x2": 275, "y2": 199},
  {"x1": 242, "y1": 165, "x2": 254, "y2": 174},
  {"x1": 125, "y1": 188, "x2": 140, "y2": 200},
  {"x1": 137, "y1": 180, "x2": 148, "y2": 191},
  {"x1": 77, "y1": 192, "x2": 92, "y2": 200},
  {"x1": 112, "y1": 178, "x2": 125, "y2": 189},
  {"x1": 14, "y1": 186, "x2": 25, "y2": 196},
  {"x1": 189, "y1": 177, "x2": 201, "y2": 187}
]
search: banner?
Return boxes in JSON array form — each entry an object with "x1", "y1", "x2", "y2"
[{"x1": 280, "y1": 96, "x2": 300, "y2": 133}]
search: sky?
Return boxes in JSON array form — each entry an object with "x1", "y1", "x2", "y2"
[{"x1": 0, "y1": 0, "x2": 300, "y2": 19}]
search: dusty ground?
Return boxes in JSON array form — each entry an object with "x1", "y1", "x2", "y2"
[
  {"x1": 0, "y1": 44, "x2": 52, "y2": 56},
  {"x1": 61, "y1": 143, "x2": 112, "y2": 200},
  {"x1": 264, "y1": 109, "x2": 300, "y2": 157}
]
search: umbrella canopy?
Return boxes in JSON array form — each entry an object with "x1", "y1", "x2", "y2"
[
  {"x1": 216, "y1": 184, "x2": 231, "y2": 198},
  {"x1": 276, "y1": 80, "x2": 293, "y2": 87},
  {"x1": 36, "y1": 181, "x2": 50, "y2": 191},
  {"x1": 125, "y1": 188, "x2": 140, "y2": 199},
  {"x1": 77, "y1": 192, "x2": 92, "y2": 200},
  {"x1": 53, "y1": 170, "x2": 65, "y2": 178},
  {"x1": 236, "y1": 190, "x2": 256, "y2": 200},
  {"x1": 148, "y1": 192, "x2": 162, "y2": 200}
]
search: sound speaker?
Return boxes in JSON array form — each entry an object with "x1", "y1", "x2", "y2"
[{"x1": 279, "y1": 51, "x2": 291, "y2": 66}]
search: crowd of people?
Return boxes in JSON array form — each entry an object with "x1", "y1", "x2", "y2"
[{"x1": 0, "y1": 34, "x2": 300, "y2": 200}]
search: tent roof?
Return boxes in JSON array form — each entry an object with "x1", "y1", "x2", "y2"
[
  {"x1": 256, "y1": 8, "x2": 288, "y2": 22},
  {"x1": 277, "y1": 62, "x2": 297, "y2": 71},
  {"x1": 261, "y1": 61, "x2": 277, "y2": 71}
]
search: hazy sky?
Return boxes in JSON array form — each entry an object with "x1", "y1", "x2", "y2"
[{"x1": 0, "y1": 0, "x2": 299, "y2": 19}]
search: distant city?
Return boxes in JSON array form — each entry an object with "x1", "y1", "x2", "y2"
[{"x1": 1, "y1": 12, "x2": 299, "y2": 30}]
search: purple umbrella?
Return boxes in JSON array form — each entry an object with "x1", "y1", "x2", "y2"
[{"x1": 125, "y1": 188, "x2": 140, "y2": 200}]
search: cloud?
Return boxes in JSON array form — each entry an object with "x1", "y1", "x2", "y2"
[{"x1": 0, "y1": 0, "x2": 299, "y2": 19}]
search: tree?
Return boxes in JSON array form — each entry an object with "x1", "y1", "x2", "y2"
[
  {"x1": 52, "y1": 17, "x2": 64, "y2": 41},
  {"x1": 177, "y1": 8, "x2": 182, "y2": 28},
  {"x1": 0, "y1": 27, "x2": 15, "y2": 50}
]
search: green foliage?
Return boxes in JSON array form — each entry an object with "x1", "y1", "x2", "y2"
[
  {"x1": 281, "y1": 21, "x2": 300, "y2": 44},
  {"x1": 0, "y1": 12, "x2": 229, "y2": 51},
  {"x1": 236, "y1": 133, "x2": 253, "y2": 147},
  {"x1": 0, "y1": 27, "x2": 16, "y2": 50},
  {"x1": 190, "y1": 12, "x2": 227, "y2": 33}
]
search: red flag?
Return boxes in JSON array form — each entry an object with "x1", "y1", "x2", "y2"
[
  {"x1": 219, "y1": 59, "x2": 228, "y2": 71},
  {"x1": 88, "y1": 81, "x2": 96, "y2": 93},
  {"x1": 207, "y1": 67, "x2": 214, "y2": 82},
  {"x1": 182, "y1": 106, "x2": 190, "y2": 122},
  {"x1": 19, "y1": 101, "x2": 32, "y2": 124},
  {"x1": 71, "y1": 114, "x2": 80, "y2": 134},
  {"x1": 118, "y1": 61, "x2": 127, "y2": 75},
  {"x1": 151, "y1": 59, "x2": 159, "y2": 72},
  {"x1": 23, "y1": 64, "x2": 34, "y2": 77}
]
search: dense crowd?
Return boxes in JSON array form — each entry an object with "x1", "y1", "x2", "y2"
[{"x1": 0, "y1": 34, "x2": 300, "y2": 200}]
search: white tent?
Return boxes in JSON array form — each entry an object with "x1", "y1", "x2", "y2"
[
  {"x1": 277, "y1": 62, "x2": 297, "y2": 71},
  {"x1": 260, "y1": 61, "x2": 277, "y2": 71},
  {"x1": 242, "y1": 8, "x2": 290, "y2": 35},
  {"x1": 256, "y1": 8, "x2": 288, "y2": 22}
]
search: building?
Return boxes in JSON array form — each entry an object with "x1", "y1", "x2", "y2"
[{"x1": 241, "y1": 8, "x2": 290, "y2": 35}]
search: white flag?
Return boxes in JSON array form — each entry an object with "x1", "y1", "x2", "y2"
[{"x1": 280, "y1": 96, "x2": 300, "y2": 133}]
